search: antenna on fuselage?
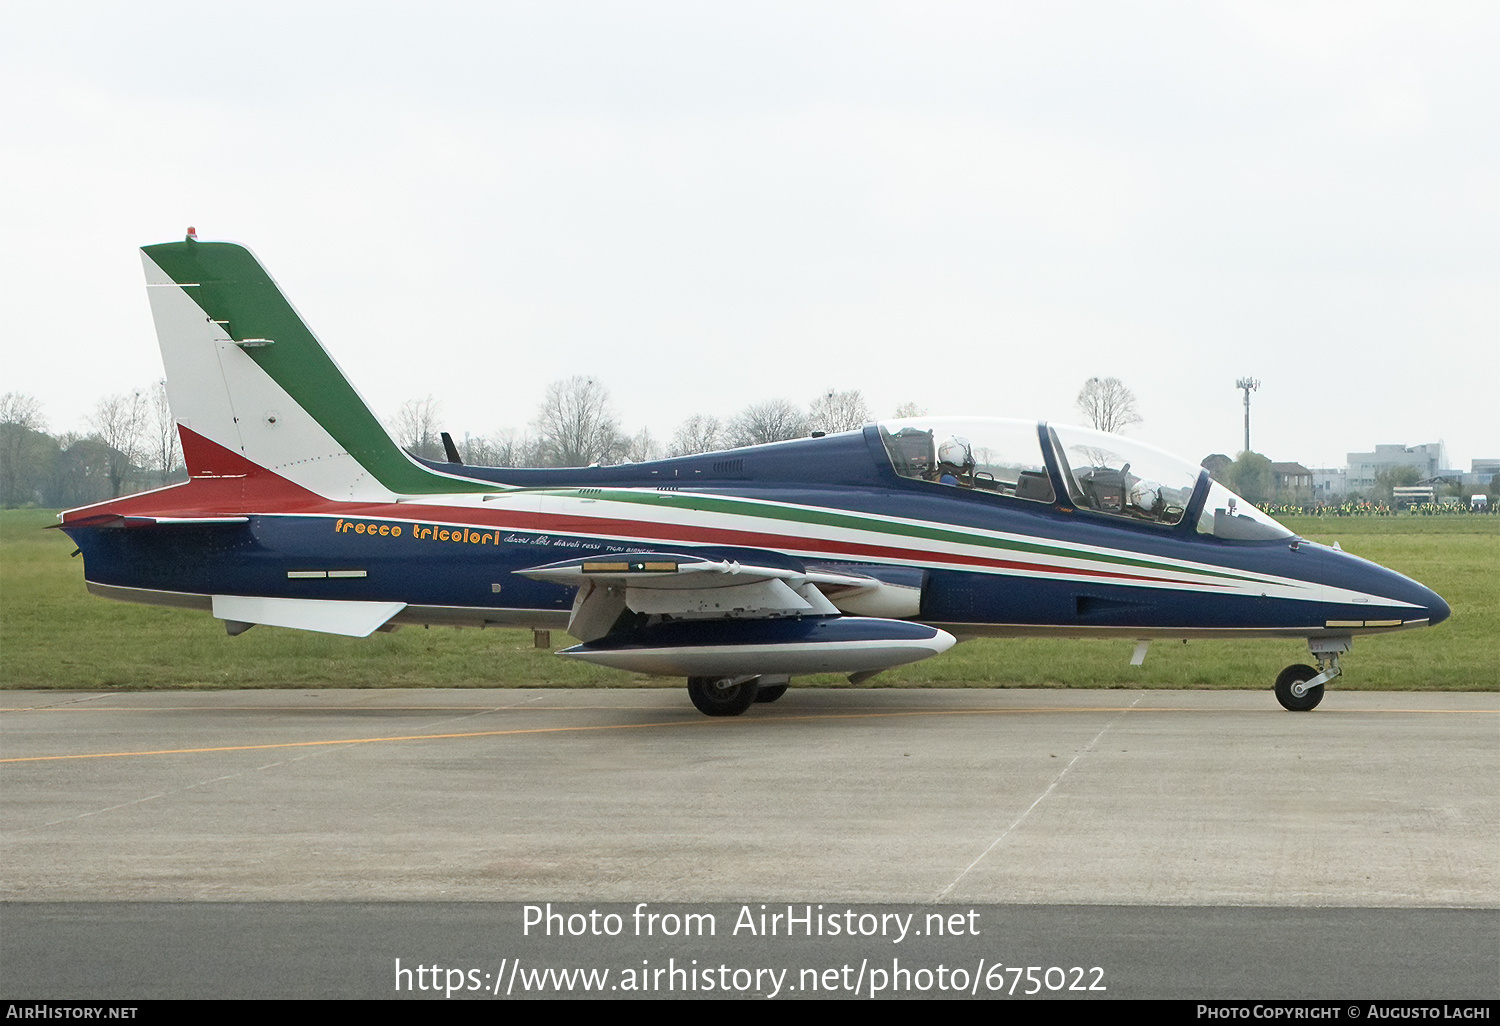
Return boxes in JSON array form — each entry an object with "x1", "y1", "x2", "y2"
[{"x1": 440, "y1": 431, "x2": 464, "y2": 465}]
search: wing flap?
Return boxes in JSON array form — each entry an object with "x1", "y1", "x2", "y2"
[
  {"x1": 806, "y1": 563, "x2": 926, "y2": 618},
  {"x1": 625, "y1": 577, "x2": 813, "y2": 616}
]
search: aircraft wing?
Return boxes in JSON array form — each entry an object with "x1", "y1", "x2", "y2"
[
  {"x1": 517, "y1": 553, "x2": 950, "y2": 680},
  {"x1": 518, "y1": 553, "x2": 924, "y2": 638},
  {"x1": 519, "y1": 553, "x2": 840, "y2": 639}
]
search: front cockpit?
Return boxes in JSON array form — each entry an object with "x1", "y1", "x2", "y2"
[{"x1": 877, "y1": 417, "x2": 1293, "y2": 541}]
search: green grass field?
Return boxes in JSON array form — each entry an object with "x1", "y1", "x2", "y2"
[{"x1": 1, "y1": 509, "x2": 1494, "y2": 692}]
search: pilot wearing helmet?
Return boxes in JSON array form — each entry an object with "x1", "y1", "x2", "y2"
[
  {"x1": 936, "y1": 435, "x2": 974, "y2": 486},
  {"x1": 1128, "y1": 476, "x2": 1165, "y2": 518}
]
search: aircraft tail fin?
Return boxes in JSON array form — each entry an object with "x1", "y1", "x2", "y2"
[{"x1": 141, "y1": 235, "x2": 491, "y2": 499}]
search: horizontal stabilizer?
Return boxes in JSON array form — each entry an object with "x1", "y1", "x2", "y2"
[
  {"x1": 125, "y1": 515, "x2": 251, "y2": 526},
  {"x1": 52, "y1": 513, "x2": 252, "y2": 530},
  {"x1": 211, "y1": 595, "x2": 406, "y2": 637}
]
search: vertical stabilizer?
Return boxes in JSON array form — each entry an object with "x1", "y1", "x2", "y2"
[{"x1": 141, "y1": 237, "x2": 492, "y2": 499}]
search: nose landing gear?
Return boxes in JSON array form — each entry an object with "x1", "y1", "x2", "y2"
[{"x1": 1274, "y1": 637, "x2": 1350, "y2": 711}]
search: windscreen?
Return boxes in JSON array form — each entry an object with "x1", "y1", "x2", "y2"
[{"x1": 1193, "y1": 480, "x2": 1294, "y2": 540}]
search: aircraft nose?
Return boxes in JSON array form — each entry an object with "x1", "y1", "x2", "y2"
[
  {"x1": 1422, "y1": 585, "x2": 1451, "y2": 628},
  {"x1": 1318, "y1": 543, "x2": 1449, "y2": 630}
]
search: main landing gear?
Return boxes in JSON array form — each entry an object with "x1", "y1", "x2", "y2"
[
  {"x1": 1274, "y1": 637, "x2": 1350, "y2": 712},
  {"x1": 687, "y1": 675, "x2": 760, "y2": 716},
  {"x1": 686, "y1": 674, "x2": 791, "y2": 716},
  {"x1": 755, "y1": 682, "x2": 789, "y2": 703}
]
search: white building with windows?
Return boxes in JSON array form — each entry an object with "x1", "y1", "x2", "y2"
[
  {"x1": 1346, "y1": 443, "x2": 1449, "y2": 493},
  {"x1": 1311, "y1": 468, "x2": 1346, "y2": 500},
  {"x1": 1467, "y1": 458, "x2": 1500, "y2": 490}
]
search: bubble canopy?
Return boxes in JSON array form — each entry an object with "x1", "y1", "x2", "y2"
[{"x1": 876, "y1": 417, "x2": 1292, "y2": 540}]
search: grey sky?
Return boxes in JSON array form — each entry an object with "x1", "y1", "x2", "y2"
[{"x1": 2, "y1": 1, "x2": 1495, "y2": 471}]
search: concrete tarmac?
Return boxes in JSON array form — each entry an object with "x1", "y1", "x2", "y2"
[{"x1": 2, "y1": 687, "x2": 1496, "y2": 997}]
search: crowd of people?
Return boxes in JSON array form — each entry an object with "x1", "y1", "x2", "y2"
[{"x1": 1258, "y1": 499, "x2": 1496, "y2": 517}]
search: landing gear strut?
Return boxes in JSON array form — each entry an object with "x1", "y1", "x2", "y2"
[
  {"x1": 1274, "y1": 637, "x2": 1350, "y2": 712},
  {"x1": 687, "y1": 675, "x2": 760, "y2": 716}
]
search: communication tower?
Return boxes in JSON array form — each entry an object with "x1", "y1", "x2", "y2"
[{"x1": 1235, "y1": 377, "x2": 1260, "y2": 454}]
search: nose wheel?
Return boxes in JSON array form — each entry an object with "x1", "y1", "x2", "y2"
[
  {"x1": 1275, "y1": 664, "x2": 1324, "y2": 711},
  {"x1": 1274, "y1": 637, "x2": 1349, "y2": 711}
]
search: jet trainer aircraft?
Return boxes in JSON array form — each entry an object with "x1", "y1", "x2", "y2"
[{"x1": 59, "y1": 235, "x2": 1450, "y2": 715}]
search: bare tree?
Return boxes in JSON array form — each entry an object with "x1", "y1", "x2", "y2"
[
  {"x1": 668, "y1": 414, "x2": 724, "y2": 457},
  {"x1": 1075, "y1": 377, "x2": 1142, "y2": 433},
  {"x1": 727, "y1": 399, "x2": 808, "y2": 447},
  {"x1": 893, "y1": 401, "x2": 927, "y2": 418},
  {"x1": 461, "y1": 433, "x2": 496, "y2": 467},
  {"x1": 0, "y1": 393, "x2": 51, "y2": 506},
  {"x1": 89, "y1": 390, "x2": 148, "y2": 497},
  {"x1": 149, "y1": 380, "x2": 182, "y2": 482},
  {"x1": 624, "y1": 427, "x2": 662, "y2": 463},
  {"x1": 808, "y1": 389, "x2": 870, "y2": 434},
  {"x1": 465, "y1": 429, "x2": 536, "y2": 468},
  {"x1": 0, "y1": 392, "x2": 44, "y2": 431},
  {"x1": 532, "y1": 376, "x2": 624, "y2": 467},
  {"x1": 394, "y1": 395, "x2": 444, "y2": 461}
]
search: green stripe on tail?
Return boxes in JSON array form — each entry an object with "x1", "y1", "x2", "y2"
[{"x1": 144, "y1": 239, "x2": 492, "y2": 495}]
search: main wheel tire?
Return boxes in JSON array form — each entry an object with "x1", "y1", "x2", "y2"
[
  {"x1": 754, "y1": 683, "x2": 789, "y2": 703},
  {"x1": 687, "y1": 676, "x2": 760, "y2": 716},
  {"x1": 1274, "y1": 664, "x2": 1324, "y2": 711}
]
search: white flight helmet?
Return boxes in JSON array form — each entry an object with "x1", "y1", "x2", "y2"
[
  {"x1": 937, "y1": 435, "x2": 974, "y2": 473},
  {"x1": 1129, "y1": 478, "x2": 1163, "y2": 512}
]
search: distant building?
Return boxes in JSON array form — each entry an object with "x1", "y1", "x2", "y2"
[
  {"x1": 1198, "y1": 448, "x2": 1481, "y2": 503},
  {"x1": 1312, "y1": 468, "x2": 1346, "y2": 500},
  {"x1": 1346, "y1": 443, "x2": 1449, "y2": 493},
  {"x1": 1271, "y1": 462, "x2": 1312, "y2": 494},
  {"x1": 1468, "y1": 458, "x2": 1500, "y2": 491}
]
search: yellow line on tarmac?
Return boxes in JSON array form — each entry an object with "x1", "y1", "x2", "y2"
[
  {"x1": 0, "y1": 719, "x2": 712, "y2": 763},
  {"x1": 0, "y1": 705, "x2": 1149, "y2": 763},
  {"x1": 2, "y1": 703, "x2": 1494, "y2": 764}
]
